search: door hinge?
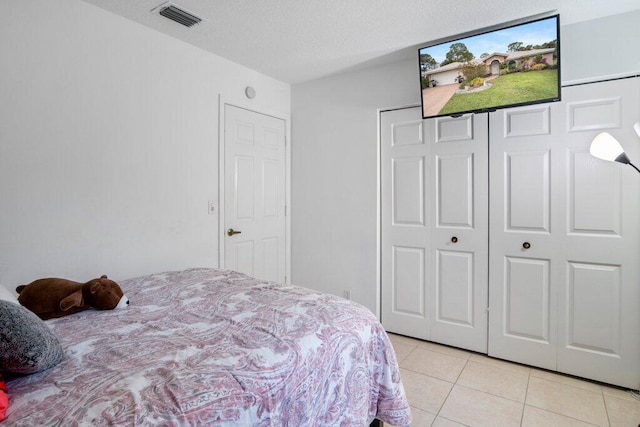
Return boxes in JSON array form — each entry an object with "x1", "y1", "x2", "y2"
[
  {"x1": 285, "y1": 205, "x2": 287, "y2": 216},
  {"x1": 284, "y1": 275, "x2": 288, "y2": 283}
]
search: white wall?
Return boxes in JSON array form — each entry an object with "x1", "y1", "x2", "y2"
[
  {"x1": 562, "y1": 10, "x2": 640, "y2": 84},
  {"x1": 0, "y1": 0, "x2": 290, "y2": 288},
  {"x1": 291, "y1": 59, "x2": 418, "y2": 312},
  {"x1": 291, "y1": 9, "x2": 640, "y2": 314}
]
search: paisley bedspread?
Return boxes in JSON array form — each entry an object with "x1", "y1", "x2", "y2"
[{"x1": 5, "y1": 268, "x2": 411, "y2": 426}]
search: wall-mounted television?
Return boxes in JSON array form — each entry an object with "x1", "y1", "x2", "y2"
[{"x1": 418, "y1": 14, "x2": 560, "y2": 119}]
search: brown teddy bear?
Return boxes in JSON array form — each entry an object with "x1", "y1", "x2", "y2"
[{"x1": 16, "y1": 275, "x2": 129, "y2": 320}]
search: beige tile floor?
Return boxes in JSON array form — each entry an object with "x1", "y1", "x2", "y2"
[{"x1": 388, "y1": 333, "x2": 640, "y2": 427}]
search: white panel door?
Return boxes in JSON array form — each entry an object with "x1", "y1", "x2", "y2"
[
  {"x1": 381, "y1": 107, "x2": 430, "y2": 340},
  {"x1": 488, "y1": 104, "x2": 558, "y2": 369},
  {"x1": 224, "y1": 104, "x2": 286, "y2": 282},
  {"x1": 428, "y1": 114, "x2": 489, "y2": 353},
  {"x1": 489, "y1": 78, "x2": 640, "y2": 388},
  {"x1": 381, "y1": 108, "x2": 489, "y2": 352}
]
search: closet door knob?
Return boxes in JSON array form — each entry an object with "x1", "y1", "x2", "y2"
[
  {"x1": 451, "y1": 236, "x2": 458, "y2": 243},
  {"x1": 227, "y1": 228, "x2": 242, "y2": 236},
  {"x1": 522, "y1": 242, "x2": 531, "y2": 249}
]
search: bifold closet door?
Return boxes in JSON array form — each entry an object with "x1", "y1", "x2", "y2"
[
  {"x1": 381, "y1": 107, "x2": 489, "y2": 353},
  {"x1": 488, "y1": 77, "x2": 640, "y2": 388},
  {"x1": 426, "y1": 114, "x2": 488, "y2": 353},
  {"x1": 381, "y1": 107, "x2": 430, "y2": 340}
]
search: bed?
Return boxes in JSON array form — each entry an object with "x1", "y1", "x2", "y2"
[{"x1": 2, "y1": 268, "x2": 411, "y2": 426}]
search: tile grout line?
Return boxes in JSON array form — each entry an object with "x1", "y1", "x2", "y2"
[
  {"x1": 432, "y1": 357, "x2": 469, "y2": 423},
  {"x1": 519, "y1": 368, "x2": 531, "y2": 426},
  {"x1": 601, "y1": 386, "x2": 612, "y2": 427},
  {"x1": 523, "y1": 402, "x2": 602, "y2": 426}
]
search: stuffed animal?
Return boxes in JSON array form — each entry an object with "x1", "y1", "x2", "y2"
[{"x1": 16, "y1": 275, "x2": 129, "y2": 320}]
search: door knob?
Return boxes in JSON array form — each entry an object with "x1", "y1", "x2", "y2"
[
  {"x1": 451, "y1": 236, "x2": 458, "y2": 243},
  {"x1": 522, "y1": 242, "x2": 531, "y2": 249},
  {"x1": 227, "y1": 228, "x2": 242, "y2": 236}
]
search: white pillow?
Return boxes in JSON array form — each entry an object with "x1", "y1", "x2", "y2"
[{"x1": 0, "y1": 285, "x2": 19, "y2": 305}]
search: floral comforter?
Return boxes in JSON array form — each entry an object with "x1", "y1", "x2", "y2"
[{"x1": 5, "y1": 268, "x2": 411, "y2": 426}]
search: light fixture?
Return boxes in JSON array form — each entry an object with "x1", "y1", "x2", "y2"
[{"x1": 589, "y1": 122, "x2": 640, "y2": 174}]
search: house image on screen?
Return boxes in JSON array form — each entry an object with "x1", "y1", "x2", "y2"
[{"x1": 424, "y1": 48, "x2": 555, "y2": 86}]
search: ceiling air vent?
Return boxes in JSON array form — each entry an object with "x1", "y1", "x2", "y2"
[{"x1": 158, "y1": 5, "x2": 202, "y2": 27}]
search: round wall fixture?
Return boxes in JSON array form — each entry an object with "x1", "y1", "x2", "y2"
[{"x1": 245, "y1": 86, "x2": 256, "y2": 99}]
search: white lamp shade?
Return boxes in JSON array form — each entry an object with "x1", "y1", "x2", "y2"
[{"x1": 590, "y1": 132, "x2": 626, "y2": 162}]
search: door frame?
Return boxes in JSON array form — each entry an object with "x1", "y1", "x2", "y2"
[{"x1": 218, "y1": 95, "x2": 291, "y2": 283}]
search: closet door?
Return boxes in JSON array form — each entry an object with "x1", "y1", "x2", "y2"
[
  {"x1": 488, "y1": 78, "x2": 640, "y2": 388},
  {"x1": 427, "y1": 114, "x2": 489, "y2": 353},
  {"x1": 488, "y1": 102, "x2": 560, "y2": 370},
  {"x1": 381, "y1": 107, "x2": 430, "y2": 340},
  {"x1": 381, "y1": 108, "x2": 489, "y2": 353}
]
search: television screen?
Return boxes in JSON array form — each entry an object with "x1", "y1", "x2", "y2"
[{"x1": 419, "y1": 15, "x2": 560, "y2": 119}]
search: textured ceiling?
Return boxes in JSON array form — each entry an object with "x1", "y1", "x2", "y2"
[{"x1": 81, "y1": 0, "x2": 639, "y2": 84}]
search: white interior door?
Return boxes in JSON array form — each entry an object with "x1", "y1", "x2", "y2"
[
  {"x1": 488, "y1": 78, "x2": 640, "y2": 388},
  {"x1": 381, "y1": 107, "x2": 489, "y2": 352},
  {"x1": 224, "y1": 104, "x2": 286, "y2": 282},
  {"x1": 381, "y1": 107, "x2": 430, "y2": 340},
  {"x1": 488, "y1": 102, "x2": 561, "y2": 370},
  {"x1": 427, "y1": 114, "x2": 488, "y2": 353}
]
